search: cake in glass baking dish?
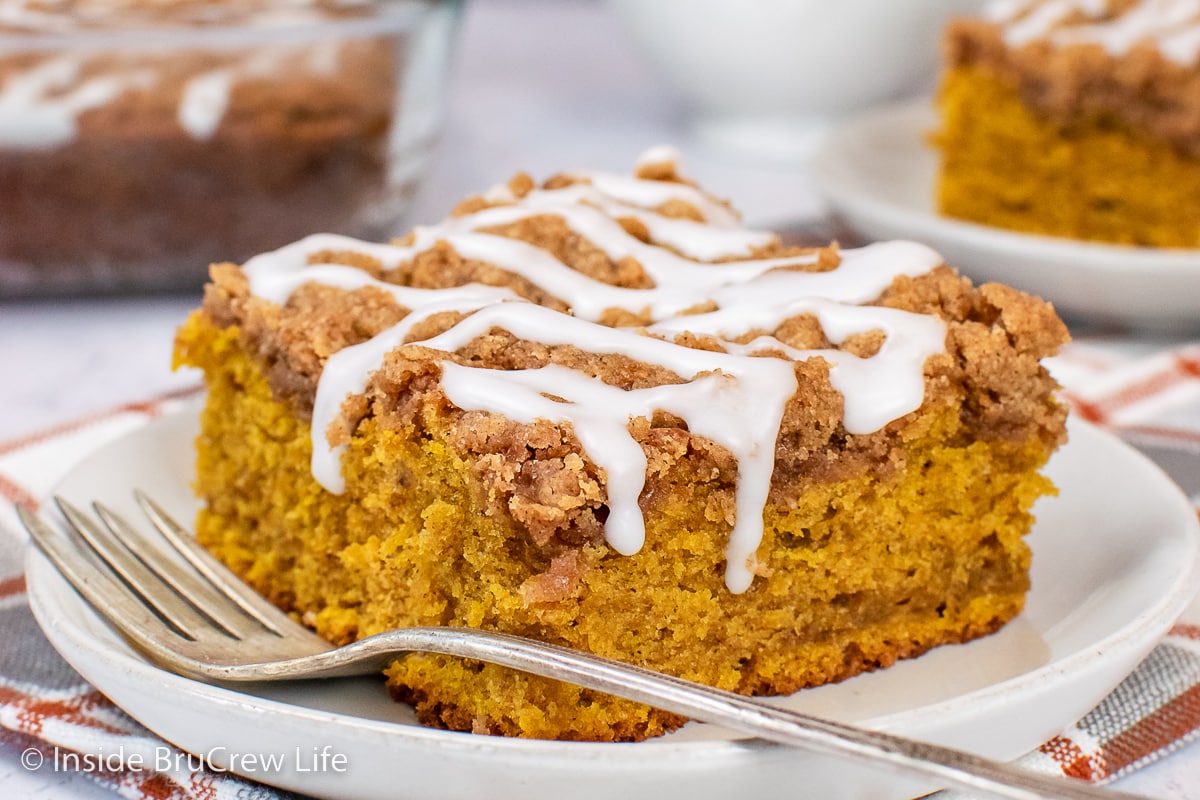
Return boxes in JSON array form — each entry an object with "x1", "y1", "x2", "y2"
[
  {"x1": 175, "y1": 150, "x2": 1070, "y2": 741},
  {"x1": 0, "y1": 0, "x2": 459, "y2": 296},
  {"x1": 936, "y1": 0, "x2": 1200, "y2": 247}
]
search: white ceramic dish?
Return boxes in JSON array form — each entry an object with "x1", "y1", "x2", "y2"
[
  {"x1": 606, "y1": 0, "x2": 987, "y2": 162},
  {"x1": 26, "y1": 403, "x2": 1200, "y2": 800},
  {"x1": 810, "y1": 101, "x2": 1200, "y2": 330}
]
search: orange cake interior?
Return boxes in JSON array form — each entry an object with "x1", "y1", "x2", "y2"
[
  {"x1": 175, "y1": 150, "x2": 1070, "y2": 741},
  {"x1": 936, "y1": 0, "x2": 1200, "y2": 247}
]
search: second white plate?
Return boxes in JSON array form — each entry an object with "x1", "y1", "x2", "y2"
[
  {"x1": 26, "y1": 404, "x2": 1200, "y2": 800},
  {"x1": 810, "y1": 101, "x2": 1200, "y2": 330}
]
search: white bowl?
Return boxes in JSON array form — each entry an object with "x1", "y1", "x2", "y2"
[{"x1": 607, "y1": 0, "x2": 987, "y2": 161}]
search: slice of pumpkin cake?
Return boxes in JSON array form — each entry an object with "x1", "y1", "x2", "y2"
[
  {"x1": 175, "y1": 150, "x2": 1069, "y2": 741},
  {"x1": 937, "y1": 0, "x2": 1200, "y2": 246}
]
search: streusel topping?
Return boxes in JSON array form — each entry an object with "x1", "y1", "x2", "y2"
[
  {"x1": 949, "y1": 0, "x2": 1200, "y2": 152},
  {"x1": 196, "y1": 150, "x2": 1069, "y2": 591}
]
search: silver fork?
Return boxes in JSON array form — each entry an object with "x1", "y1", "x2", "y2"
[{"x1": 18, "y1": 494, "x2": 1148, "y2": 800}]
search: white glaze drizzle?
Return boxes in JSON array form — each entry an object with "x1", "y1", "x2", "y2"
[
  {"x1": 421, "y1": 187, "x2": 940, "y2": 303},
  {"x1": 0, "y1": 17, "x2": 356, "y2": 147},
  {"x1": 177, "y1": 46, "x2": 332, "y2": 140},
  {"x1": 984, "y1": 0, "x2": 1042, "y2": 21},
  {"x1": 433, "y1": 197, "x2": 793, "y2": 285},
  {"x1": 467, "y1": 179, "x2": 775, "y2": 261},
  {"x1": 177, "y1": 68, "x2": 233, "y2": 140},
  {"x1": 309, "y1": 289, "x2": 521, "y2": 494},
  {"x1": 246, "y1": 229, "x2": 937, "y2": 328},
  {"x1": 987, "y1": 0, "x2": 1200, "y2": 63},
  {"x1": 0, "y1": 4, "x2": 73, "y2": 32},
  {"x1": 1160, "y1": 22, "x2": 1200, "y2": 61},
  {"x1": 238, "y1": 161, "x2": 949, "y2": 593},
  {"x1": 634, "y1": 144, "x2": 683, "y2": 172},
  {"x1": 0, "y1": 56, "x2": 154, "y2": 148},
  {"x1": 0, "y1": 0, "x2": 359, "y2": 31},
  {"x1": 988, "y1": 0, "x2": 1107, "y2": 43},
  {"x1": 425, "y1": 304, "x2": 799, "y2": 593},
  {"x1": 566, "y1": 170, "x2": 743, "y2": 229},
  {"x1": 650, "y1": 295, "x2": 947, "y2": 435}
]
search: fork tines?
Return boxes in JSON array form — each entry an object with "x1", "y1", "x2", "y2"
[{"x1": 17, "y1": 494, "x2": 325, "y2": 670}]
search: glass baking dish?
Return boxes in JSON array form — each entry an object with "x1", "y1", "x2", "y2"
[{"x1": 0, "y1": 0, "x2": 462, "y2": 296}]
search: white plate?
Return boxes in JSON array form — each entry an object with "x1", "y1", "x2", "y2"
[
  {"x1": 26, "y1": 403, "x2": 1200, "y2": 800},
  {"x1": 810, "y1": 101, "x2": 1200, "y2": 331}
]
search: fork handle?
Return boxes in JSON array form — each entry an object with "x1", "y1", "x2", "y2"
[{"x1": 230, "y1": 627, "x2": 1143, "y2": 800}]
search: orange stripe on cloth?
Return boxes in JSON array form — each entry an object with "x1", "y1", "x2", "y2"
[
  {"x1": 1064, "y1": 395, "x2": 1109, "y2": 426},
  {"x1": 1038, "y1": 735, "x2": 1107, "y2": 781},
  {"x1": 0, "y1": 385, "x2": 203, "y2": 458},
  {"x1": 131, "y1": 772, "x2": 191, "y2": 800},
  {"x1": 1179, "y1": 353, "x2": 1200, "y2": 379},
  {"x1": 0, "y1": 473, "x2": 38, "y2": 511},
  {"x1": 0, "y1": 575, "x2": 26, "y2": 599},
  {"x1": 182, "y1": 772, "x2": 220, "y2": 800},
  {"x1": 0, "y1": 686, "x2": 128, "y2": 737},
  {"x1": 113, "y1": 770, "x2": 188, "y2": 800},
  {"x1": 1099, "y1": 683, "x2": 1200, "y2": 775},
  {"x1": 1169, "y1": 623, "x2": 1200, "y2": 640},
  {"x1": 1063, "y1": 356, "x2": 1200, "y2": 426},
  {"x1": 2, "y1": 727, "x2": 190, "y2": 800}
]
